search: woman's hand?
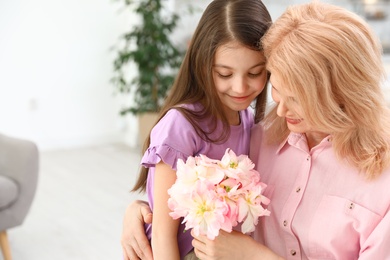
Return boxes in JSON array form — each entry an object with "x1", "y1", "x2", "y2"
[
  {"x1": 191, "y1": 230, "x2": 283, "y2": 260},
  {"x1": 121, "y1": 200, "x2": 154, "y2": 260}
]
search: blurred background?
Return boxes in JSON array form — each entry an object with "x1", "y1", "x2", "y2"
[
  {"x1": 0, "y1": 0, "x2": 389, "y2": 259},
  {"x1": 0, "y1": 0, "x2": 389, "y2": 151}
]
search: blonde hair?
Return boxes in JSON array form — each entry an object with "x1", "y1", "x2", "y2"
[{"x1": 262, "y1": 1, "x2": 390, "y2": 178}]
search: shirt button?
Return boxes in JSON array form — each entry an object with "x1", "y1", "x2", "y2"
[
  {"x1": 283, "y1": 220, "x2": 288, "y2": 226},
  {"x1": 306, "y1": 156, "x2": 310, "y2": 161},
  {"x1": 290, "y1": 250, "x2": 297, "y2": 256},
  {"x1": 296, "y1": 187, "x2": 301, "y2": 192}
]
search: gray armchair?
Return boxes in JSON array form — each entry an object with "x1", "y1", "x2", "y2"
[{"x1": 0, "y1": 134, "x2": 39, "y2": 260}]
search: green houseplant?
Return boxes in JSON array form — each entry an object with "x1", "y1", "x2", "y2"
[{"x1": 111, "y1": 0, "x2": 184, "y2": 116}]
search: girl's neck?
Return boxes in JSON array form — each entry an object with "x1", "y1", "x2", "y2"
[{"x1": 227, "y1": 111, "x2": 241, "y2": 126}]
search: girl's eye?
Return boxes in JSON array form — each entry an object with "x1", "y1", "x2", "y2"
[
  {"x1": 218, "y1": 73, "x2": 232, "y2": 78},
  {"x1": 249, "y1": 72, "x2": 261, "y2": 77},
  {"x1": 248, "y1": 69, "x2": 264, "y2": 78}
]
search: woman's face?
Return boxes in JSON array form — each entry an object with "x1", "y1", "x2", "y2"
[
  {"x1": 270, "y1": 73, "x2": 329, "y2": 147},
  {"x1": 270, "y1": 73, "x2": 311, "y2": 134},
  {"x1": 213, "y1": 41, "x2": 267, "y2": 125}
]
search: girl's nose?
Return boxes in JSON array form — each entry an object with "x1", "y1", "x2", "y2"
[{"x1": 232, "y1": 76, "x2": 248, "y2": 94}]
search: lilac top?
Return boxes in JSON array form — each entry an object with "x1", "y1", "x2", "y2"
[{"x1": 141, "y1": 103, "x2": 254, "y2": 259}]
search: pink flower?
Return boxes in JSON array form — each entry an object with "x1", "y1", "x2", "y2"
[
  {"x1": 182, "y1": 182, "x2": 230, "y2": 240},
  {"x1": 168, "y1": 148, "x2": 270, "y2": 240},
  {"x1": 237, "y1": 184, "x2": 271, "y2": 233}
]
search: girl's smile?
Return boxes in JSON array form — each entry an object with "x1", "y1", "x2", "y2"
[{"x1": 229, "y1": 94, "x2": 253, "y2": 103}]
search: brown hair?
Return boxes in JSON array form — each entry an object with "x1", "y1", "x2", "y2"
[{"x1": 133, "y1": 0, "x2": 272, "y2": 192}]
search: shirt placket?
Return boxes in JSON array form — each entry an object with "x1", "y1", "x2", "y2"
[{"x1": 280, "y1": 152, "x2": 311, "y2": 259}]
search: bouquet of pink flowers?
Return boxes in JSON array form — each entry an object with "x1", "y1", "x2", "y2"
[{"x1": 168, "y1": 148, "x2": 270, "y2": 240}]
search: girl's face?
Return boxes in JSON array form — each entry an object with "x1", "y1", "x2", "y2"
[{"x1": 213, "y1": 41, "x2": 267, "y2": 125}]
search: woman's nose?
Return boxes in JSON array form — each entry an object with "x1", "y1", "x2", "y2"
[{"x1": 276, "y1": 100, "x2": 288, "y2": 117}]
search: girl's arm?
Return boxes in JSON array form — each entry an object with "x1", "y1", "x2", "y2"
[
  {"x1": 152, "y1": 162, "x2": 181, "y2": 260},
  {"x1": 192, "y1": 230, "x2": 284, "y2": 260}
]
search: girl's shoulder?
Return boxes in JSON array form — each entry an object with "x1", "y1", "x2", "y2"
[
  {"x1": 147, "y1": 104, "x2": 203, "y2": 168},
  {"x1": 161, "y1": 103, "x2": 202, "y2": 120},
  {"x1": 240, "y1": 108, "x2": 255, "y2": 127},
  {"x1": 155, "y1": 107, "x2": 194, "y2": 132}
]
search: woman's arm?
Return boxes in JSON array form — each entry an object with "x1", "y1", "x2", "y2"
[
  {"x1": 152, "y1": 162, "x2": 181, "y2": 260},
  {"x1": 192, "y1": 230, "x2": 284, "y2": 260},
  {"x1": 359, "y1": 209, "x2": 390, "y2": 259},
  {"x1": 121, "y1": 200, "x2": 153, "y2": 260}
]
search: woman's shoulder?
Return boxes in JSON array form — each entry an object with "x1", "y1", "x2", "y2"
[{"x1": 251, "y1": 121, "x2": 265, "y2": 132}]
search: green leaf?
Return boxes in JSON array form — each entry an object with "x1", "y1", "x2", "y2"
[{"x1": 110, "y1": 0, "x2": 186, "y2": 115}]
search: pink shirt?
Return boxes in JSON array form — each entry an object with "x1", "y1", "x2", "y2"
[{"x1": 250, "y1": 124, "x2": 390, "y2": 259}]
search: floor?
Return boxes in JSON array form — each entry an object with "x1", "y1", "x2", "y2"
[{"x1": 5, "y1": 144, "x2": 146, "y2": 260}]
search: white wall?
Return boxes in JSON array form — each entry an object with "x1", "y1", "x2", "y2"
[{"x1": 0, "y1": 0, "x2": 138, "y2": 150}]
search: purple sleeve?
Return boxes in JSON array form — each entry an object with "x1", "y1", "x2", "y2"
[{"x1": 140, "y1": 108, "x2": 199, "y2": 170}]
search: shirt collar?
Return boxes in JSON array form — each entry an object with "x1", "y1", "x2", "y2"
[{"x1": 276, "y1": 132, "x2": 332, "y2": 154}]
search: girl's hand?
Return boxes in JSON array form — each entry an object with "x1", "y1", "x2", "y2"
[{"x1": 121, "y1": 200, "x2": 153, "y2": 260}]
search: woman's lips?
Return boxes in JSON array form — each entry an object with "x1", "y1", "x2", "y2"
[{"x1": 286, "y1": 117, "x2": 302, "y2": 124}]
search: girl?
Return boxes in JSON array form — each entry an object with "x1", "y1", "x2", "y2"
[{"x1": 129, "y1": 0, "x2": 272, "y2": 259}]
